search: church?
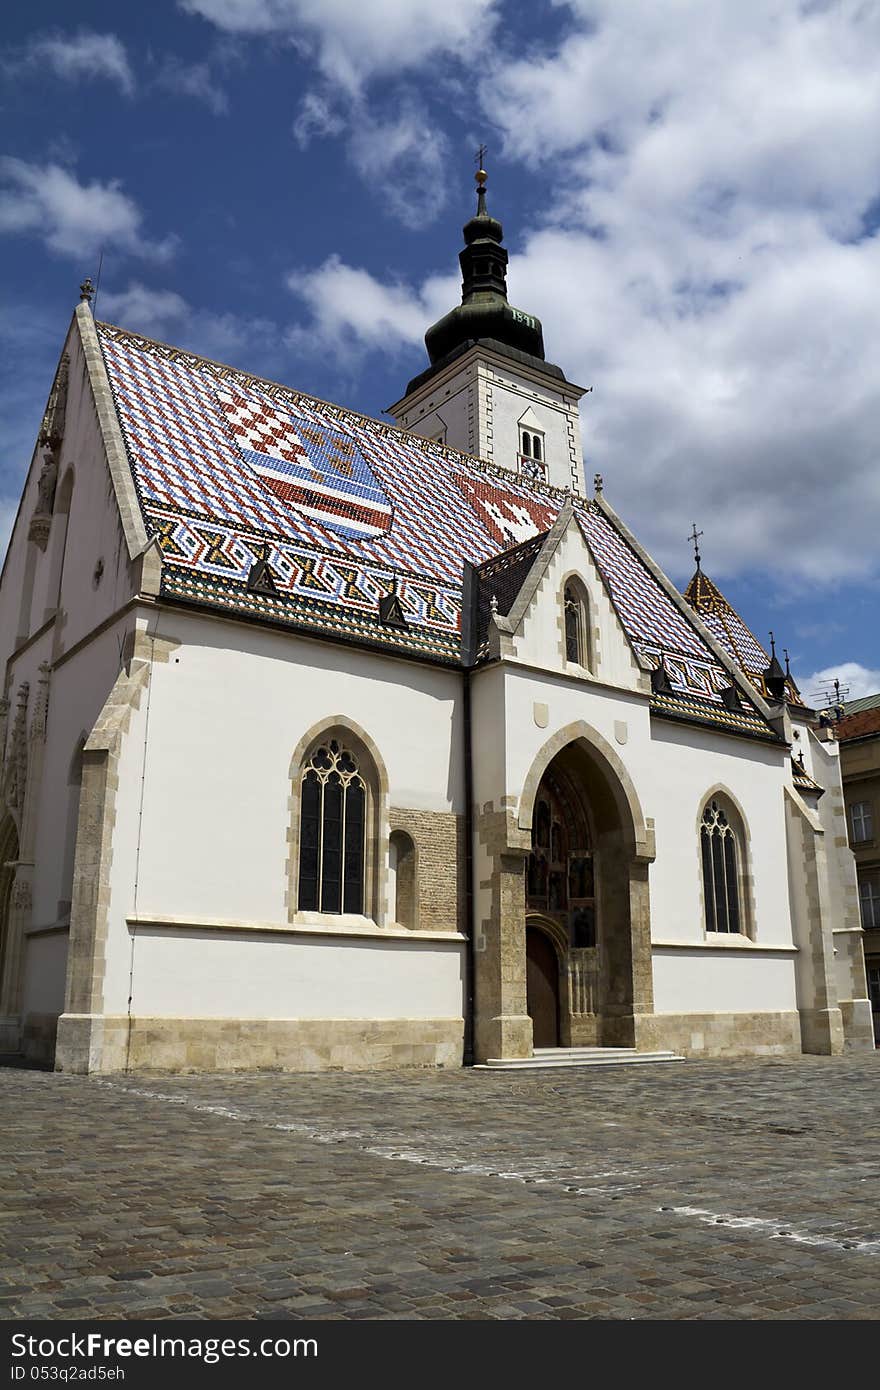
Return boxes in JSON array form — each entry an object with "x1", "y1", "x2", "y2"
[{"x1": 0, "y1": 167, "x2": 872, "y2": 1073}]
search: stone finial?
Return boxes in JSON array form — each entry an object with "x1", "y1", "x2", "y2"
[
  {"x1": 490, "y1": 594, "x2": 499, "y2": 616},
  {"x1": 79, "y1": 277, "x2": 94, "y2": 304},
  {"x1": 593, "y1": 472, "x2": 603, "y2": 495}
]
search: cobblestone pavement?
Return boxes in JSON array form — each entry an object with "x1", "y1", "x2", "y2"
[{"x1": 1, "y1": 1054, "x2": 879, "y2": 1320}]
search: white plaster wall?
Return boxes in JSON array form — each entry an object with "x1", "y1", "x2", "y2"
[
  {"x1": 392, "y1": 350, "x2": 586, "y2": 491},
  {"x1": 30, "y1": 617, "x2": 134, "y2": 928},
  {"x1": 99, "y1": 609, "x2": 467, "y2": 1018},
  {"x1": 651, "y1": 950, "x2": 797, "y2": 1014},
  {"x1": 479, "y1": 367, "x2": 584, "y2": 492},
  {"x1": 471, "y1": 664, "x2": 507, "y2": 810},
  {"x1": 128, "y1": 930, "x2": 464, "y2": 1019},
  {"x1": 52, "y1": 330, "x2": 136, "y2": 653},
  {"x1": 0, "y1": 323, "x2": 136, "y2": 662},
  {"x1": 404, "y1": 378, "x2": 471, "y2": 452},
  {"x1": 644, "y1": 722, "x2": 793, "y2": 949},
  {"x1": 500, "y1": 667, "x2": 651, "y2": 816}
]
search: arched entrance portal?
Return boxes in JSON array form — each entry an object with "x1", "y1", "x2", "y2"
[
  {"x1": 472, "y1": 720, "x2": 654, "y2": 1065},
  {"x1": 526, "y1": 925, "x2": 560, "y2": 1047},
  {"x1": 522, "y1": 729, "x2": 654, "y2": 1052}
]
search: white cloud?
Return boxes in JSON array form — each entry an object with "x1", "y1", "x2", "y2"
[
  {"x1": 271, "y1": 3, "x2": 880, "y2": 584},
  {"x1": 347, "y1": 105, "x2": 449, "y2": 227},
  {"x1": 181, "y1": 0, "x2": 497, "y2": 91},
  {"x1": 292, "y1": 93, "x2": 345, "y2": 147},
  {"x1": 98, "y1": 281, "x2": 281, "y2": 368},
  {"x1": 467, "y1": 0, "x2": 880, "y2": 584},
  {"x1": 98, "y1": 283, "x2": 191, "y2": 335},
  {"x1": 798, "y1": 662, "x2": 880, "y2": 705},
  {"x1": 14, "y1": 30, "x2": 135, "y2": 95},
  {"x1": 153, "y1": 56, "x2": 228, "y2": 114},
  {"x1": 0, "y1": 160, "x2": 175, "y2": 262},
  {"x1": 284, "y1": 254, "x2": 454, "y2": 362}
]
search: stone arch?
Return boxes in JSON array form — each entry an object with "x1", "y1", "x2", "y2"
[
  {"x1": 287, "y1": 715, "x2": 390, "y2": 926},
  {"x1": 696, "y1": 784, "x2": 755, "y2": 939},
  {"x1": 517, "y1": 724, "x2": 655, "y2": 1050},
  {"x1": 518, "y1": 720, "x2": 654, "y2": 863}
]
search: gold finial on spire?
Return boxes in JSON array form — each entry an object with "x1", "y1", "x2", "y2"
[{"x1": 475, "y1": 143, "x2": 488, "y2": 187}]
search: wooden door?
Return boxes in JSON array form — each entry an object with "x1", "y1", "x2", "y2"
[{"x1": 526, "y1": 926, "x2": 560, "y2": 1048}]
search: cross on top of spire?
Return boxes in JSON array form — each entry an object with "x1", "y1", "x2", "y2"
[{"x1": 688, "y1": 522, "x2": 703, "y2": 571}]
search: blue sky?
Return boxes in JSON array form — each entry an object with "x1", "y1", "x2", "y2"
[{"x1": 2, "y1": 0, "x2": 878, "y2": 701}]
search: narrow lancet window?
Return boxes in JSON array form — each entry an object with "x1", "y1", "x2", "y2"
[
  {"x1": 564, "y1": 583, "x2": 588, "y2": 666},
  {"x1": 700, "y1": 798, "x2": 742, "y2": 934},
  {"x1": 298, "y1": 741, "x2": 366, "y2": 914}
]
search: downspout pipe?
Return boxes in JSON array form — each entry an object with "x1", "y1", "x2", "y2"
[{"x1": 461, "y1": 563, "x2": 479, "y2": 1066}]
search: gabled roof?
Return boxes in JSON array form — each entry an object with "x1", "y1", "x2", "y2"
[
  {"x1": 843, "y1": 691, "x2": 880, "y2": 716},
  {"x1": 94, "y1": 318, "x2": 779, "y2": 740},
  {"x1": 836, "y1": 704, "x2": 880, "y2": 741},
  {"x1": 684, "y1": 568, "x2": 804, "y2": 707}
]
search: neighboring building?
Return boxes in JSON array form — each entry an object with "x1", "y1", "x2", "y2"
[
  {"x1": 837, "y1": 694, "x2": 880, "y2": 1041},
  {"x1": 0, "y1": 171, "x2": 872, "y2": 1073}
]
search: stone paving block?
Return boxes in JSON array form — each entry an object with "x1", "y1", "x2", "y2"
[{"x1": 1, "y1": 1055, "x2": 879, "y2": 1319}]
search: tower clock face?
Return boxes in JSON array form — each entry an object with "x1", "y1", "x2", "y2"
[{"x1": 519, "y1": 455, "x2": 547, "y2": 482}]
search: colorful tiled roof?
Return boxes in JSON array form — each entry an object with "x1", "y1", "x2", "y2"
[
  {"x1": 96, "y1": 321, "x2": 778, "y2": 740},
  {"x1": 684, "y1": 568, "x2": 804, "y2": 707},
  {"x1": 792, "y1": 757, "x2": 824, "y2": 795}
]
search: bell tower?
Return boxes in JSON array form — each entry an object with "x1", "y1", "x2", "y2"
[{"x1": 389, "y1": 160, "x2": 588, "y2": 492}]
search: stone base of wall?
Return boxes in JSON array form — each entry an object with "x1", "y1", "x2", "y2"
[
  {"x1": 55, "y1": 1014, "x2": 464, "y2": 1074},
  {"x1": 22, "y1": 1013, "x2": 57, "y2": 1065},
  {"x1": 799, "y1": 1006, "x2": 845, "y2": 1056},
  {"x1": 0, "y1": 1016, "x2": 20, "y2": 1054},
  {"x1": 839, "y1": 998, "x2": 876, "y2": 1052},
  {"x1": 635, "y1": 1010, "x2": 802, "y2": 1058}
]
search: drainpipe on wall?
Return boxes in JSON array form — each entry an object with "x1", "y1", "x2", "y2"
[
  {"x1": 463, "y1": 665, "x2": 475, "y2": 1066},
  {"x1": 461, "y1": 563, "x2": 479, "y2": 1067}
]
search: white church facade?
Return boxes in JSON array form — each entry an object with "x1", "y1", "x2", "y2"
[{"x1": 0, "y1": 173, "x2": 872, "y2": 1072}]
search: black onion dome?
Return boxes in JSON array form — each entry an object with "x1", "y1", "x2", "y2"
[{"x1": 422, "y1": 179, "x2": 546, "y2": 368}]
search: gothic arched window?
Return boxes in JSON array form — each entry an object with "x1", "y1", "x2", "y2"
[
  {"x1": 700, "y1": 797, "x2": 744, "y2": 934},
  {"x1": 298, "y1": 740, "x2": 366, "y2": 914},
  {"x1": 563, "y1": 581, "x2": 590, "y2": 668}
]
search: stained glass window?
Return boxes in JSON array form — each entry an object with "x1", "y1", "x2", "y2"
[
  {"x1": 298, "y1": 741, "x2": 366, "y2": 914},
  {"x1": 700, "y1": 799, "x2": 742, "y2": 934}
]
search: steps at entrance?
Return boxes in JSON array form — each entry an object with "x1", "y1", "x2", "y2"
[{"x1": 476, "y1": 1046, "x2": 684, "y2": 1071}]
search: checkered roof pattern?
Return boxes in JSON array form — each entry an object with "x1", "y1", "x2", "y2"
[{"x1": 97, "y1": 323, "x2": 776, "y2": 737}]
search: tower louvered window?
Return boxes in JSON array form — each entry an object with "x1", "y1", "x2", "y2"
[
  {"x1": 700, "y1": 799, "x2": 741, "y2": 934},
  {"x1": 298, "y1": 741, "x2": 366, "y2": 914}
]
